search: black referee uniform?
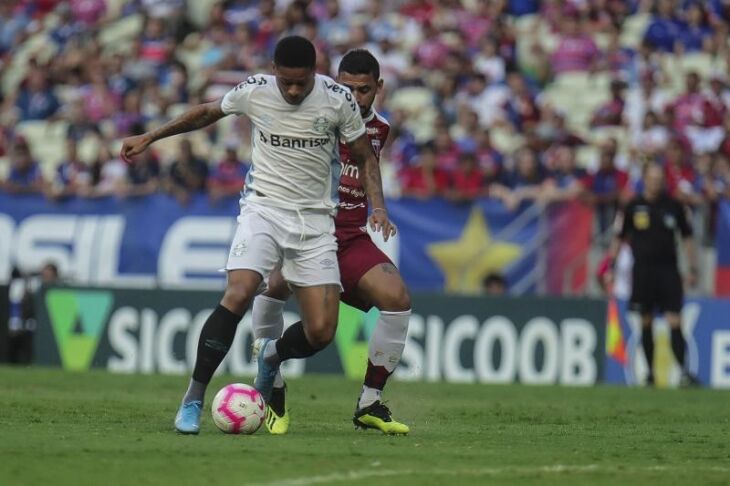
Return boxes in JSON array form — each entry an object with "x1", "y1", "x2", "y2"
[
  {"x1": 619, "y1": 193, "x2": 691, "y2": 314},
  {"x1": 617, "y1": 189, "x2": 698, "y2": 386}
]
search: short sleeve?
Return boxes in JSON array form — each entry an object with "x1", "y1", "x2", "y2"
[
  {"x1": 337, "y1": 92, "x2": 366, "y2": 143},
  {"x1": 675, "y1": 201, "x2": 693, "y2": 237},
  {"x1": 617, "y1": 204, "x2": 633, "y2": 239},
  {"x1": 221, "y1": 76, "x2": 262, "y2": 116}
]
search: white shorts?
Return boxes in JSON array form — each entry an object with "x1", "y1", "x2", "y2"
[{"x1": 226, "y1": 201, "x2": 341, "y2": 290}]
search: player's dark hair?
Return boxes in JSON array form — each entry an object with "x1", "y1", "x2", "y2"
[
  {"x1": 274, "y1": 35, "x2": 316, "y2": 69},
  {"x1": 338, "y1": 49, "x2": 380, "y2": 80}
]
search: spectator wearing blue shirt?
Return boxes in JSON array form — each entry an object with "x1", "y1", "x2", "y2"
[
  {"x1": 509, "y1": 0, "x2": 539, "y2": 16},
  {"x1": 14, "y1": 68, "x2": 60, "y2": 121},
  {"x1": 644, "y1": 0, "x2": 683, "y2": 53},
  {"x1": 3, "y1": 137, "x2": 46, "y2": 195},
  {"x1": 51, "y1": 138, "x2": 92, "y2": 200},
  {"x1": 678, "y1": 2, "x2": 712, "y2": 52},
  {"x1": 49, "y1": 4, "x2": 84, "y2": 48}
]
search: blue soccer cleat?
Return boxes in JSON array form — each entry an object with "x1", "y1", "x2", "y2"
[
  {"x1": 175, "y1": 400, "x2": 202, "y2": 434},
  {"x1": 252, "y1": 338, "x2": 279, "y2": 403}
]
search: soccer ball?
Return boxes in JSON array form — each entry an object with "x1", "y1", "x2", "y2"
[{"x1": 211, "y1": 383, "x2": 265, "y2": 434}]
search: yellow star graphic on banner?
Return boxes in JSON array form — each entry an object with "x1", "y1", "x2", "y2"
[{"x1": 428, "y1": 207, "x2": 522, "y2": 293}]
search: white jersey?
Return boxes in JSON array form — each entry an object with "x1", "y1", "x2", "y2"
[{"x1": 221, "y1": 73, "x2": 366, "y2": 213}]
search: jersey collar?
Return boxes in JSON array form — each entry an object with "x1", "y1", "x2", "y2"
[{"x1": 363, "y1": 109, "x2": 376, "y2": 123}]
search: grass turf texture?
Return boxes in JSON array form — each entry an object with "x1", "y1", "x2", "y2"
[{"x1": 0, "y1": 367, "x2": 728, "y2": 485}]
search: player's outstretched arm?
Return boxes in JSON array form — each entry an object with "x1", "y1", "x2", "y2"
[
  {"x1": 120, "y1": 101, "x2": 226, "y2": 161},
  {"x1": 347, "y1": 133, "x2": 394, "y2": 241}
]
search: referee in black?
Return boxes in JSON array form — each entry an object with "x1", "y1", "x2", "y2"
[{"x1": 609, "y1": 162, "x2": 700, "y2": 386}]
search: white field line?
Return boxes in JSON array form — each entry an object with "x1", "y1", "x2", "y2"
[{"x1": 251, "y1": 463, "x2": 730, "y2": 486}]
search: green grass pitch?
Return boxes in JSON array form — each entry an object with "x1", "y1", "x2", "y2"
[{"x1": 1, "y1": 367, "x2": 729, "y2": 485}]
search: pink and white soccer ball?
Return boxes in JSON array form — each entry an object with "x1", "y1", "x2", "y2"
[{"x1": 211, "y1": 383, "x2": 265, "y2": 434}]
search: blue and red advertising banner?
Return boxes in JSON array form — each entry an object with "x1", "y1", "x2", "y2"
[
  {"x1": 716, "y1": 201, "x2": 730, "y2": 297},
  {"x1": 0, "y1": 194, "x2": 542, "y2": 293}
]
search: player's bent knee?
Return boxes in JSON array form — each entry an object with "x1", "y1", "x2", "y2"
[
  {"x1": 377, "y1": 285, "x2": 411, "y2": 312},
  {"x1": 305, "y1": 323, "x2": 336, "y2": 350},
  {"x1": 264, "y1": 284, "x2": 291, "y2": 301},
  {"x1": 222, "y1": 284, "x2": 256, "y2": 315}
]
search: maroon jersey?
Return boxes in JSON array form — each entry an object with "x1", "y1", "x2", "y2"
[{"x1": 335, "y1": 110, "x2": 390, "y2": 235}]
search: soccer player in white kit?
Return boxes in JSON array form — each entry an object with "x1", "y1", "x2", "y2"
[{"x1": 120, "y1": 36, "x2": 393, "y2": 434}]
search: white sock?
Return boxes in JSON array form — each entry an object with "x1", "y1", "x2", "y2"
[
  {"x1": 252, "y1": 295, "x2": 285, "y2": 387},
  {"x1": 359, "y1": 309, "x2": 411, "y2": 409},
  {"x1": 358, "y1": 386, "x2": 382, "y2": 409}
]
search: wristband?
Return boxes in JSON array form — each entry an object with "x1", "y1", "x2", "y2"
[{"x1": 372, "y1": 208, "x2": 387, "y2": 214}]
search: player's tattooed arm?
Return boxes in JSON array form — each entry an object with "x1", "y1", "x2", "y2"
[
  {"x1": 120, "y1": 101, "x2": 226, "y2": 161},
  {"x1": 347, "y1": 134, "x2": 395, "y2": 241},
  {"x1": 349, "y1": 134, "x2": 385, "y2": 208}
]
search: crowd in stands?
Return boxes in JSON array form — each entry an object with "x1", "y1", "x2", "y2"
[{"x1": 1, "y1": 0, "x2": 730, "y2": 243}]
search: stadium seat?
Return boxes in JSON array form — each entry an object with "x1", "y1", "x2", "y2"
[
  {"x1": 15, "y1": 120, "x2": 69, "y2": 174},
  {"x1": 99, "y1": 14, "x2": 144, "y2": 48},
  {"x1": 389, "y1": 87, "x2": 438, "y2": 141},
  {"x1": 77, "y1": 134, "x2": 103, "y2": 165},
  {"x1": 186, "y1": 0, "x2": 219, "y2": 28},
  {"x1": 619, "y1": 13, "x2": 651, "y2": 48}
]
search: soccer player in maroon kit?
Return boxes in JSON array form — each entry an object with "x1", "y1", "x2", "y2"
[{"x1": 251, "y1": 49, "x2": 411, "y2": 435}]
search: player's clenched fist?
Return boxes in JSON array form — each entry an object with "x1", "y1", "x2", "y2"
[{"x1": 120, "y1": 134, "x2": 153, "y2": 162}]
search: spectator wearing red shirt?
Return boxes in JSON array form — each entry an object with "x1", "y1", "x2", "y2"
[
  {"x1": 550, "y1": 14, "x2": 601, "y2": 75},
  {"x1": 591, "y1": 79, "x2": 627, "y2": 128},
  {"x1": 473, "y1": 130, "x2": 504, "y2": 183},
  {"x1": 70, "y1": 0, "x2": 106, "y2": 26},
  {"x1": 672, "y1": 71, "x2": 725, "y2": 152},
  {"x1": 662, "y1": 138, "x2": 698, "y2": 205},
  {"x1": 400, "y1": 143, "x2": 450, "y2": 199},
  {"x1": 433, "y1": 130, "x2": 460, "y2": 171},
  {"x1": 400, "y1": 0, "x2": 436, "y2": 25},
  {"x1": 447, "y1": 151, "x2": 488, "y2": 203},
  {"x1": 413, "y1": 22, "x2": 451, "y2": 70}
]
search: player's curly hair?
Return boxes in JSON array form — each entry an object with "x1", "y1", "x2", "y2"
[
  {"x1": 338, "y1": 49, "x2": 380, "y2": 81},
  {"x1": 274, "y1": 35, "x2": 316, "y2": 69}
]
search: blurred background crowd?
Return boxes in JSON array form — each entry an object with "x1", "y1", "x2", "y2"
[{"x1": 1, "y1": 0, "x2": 730, "y2": 246}]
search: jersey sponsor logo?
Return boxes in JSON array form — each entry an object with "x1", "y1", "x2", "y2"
[
  {"x1": 338, "y1": 201, "x2": 366, "y2": 210},
  {"x1": 341, "y1": 163, "x2": 359, "y2": 180},
  {"x1": 258, "y1": 130, "x2": 331, "y2": 149},
  {"x1": 323, "y1": 81, "x2": 358, "y2": 112},
  {"x1": 338, "y1": 185, "x2": 365, "y2": 199}
]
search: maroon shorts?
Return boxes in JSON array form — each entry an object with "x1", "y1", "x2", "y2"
[{"x1": 336, "y1": 229, "x2": 393, "y2": 311}]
